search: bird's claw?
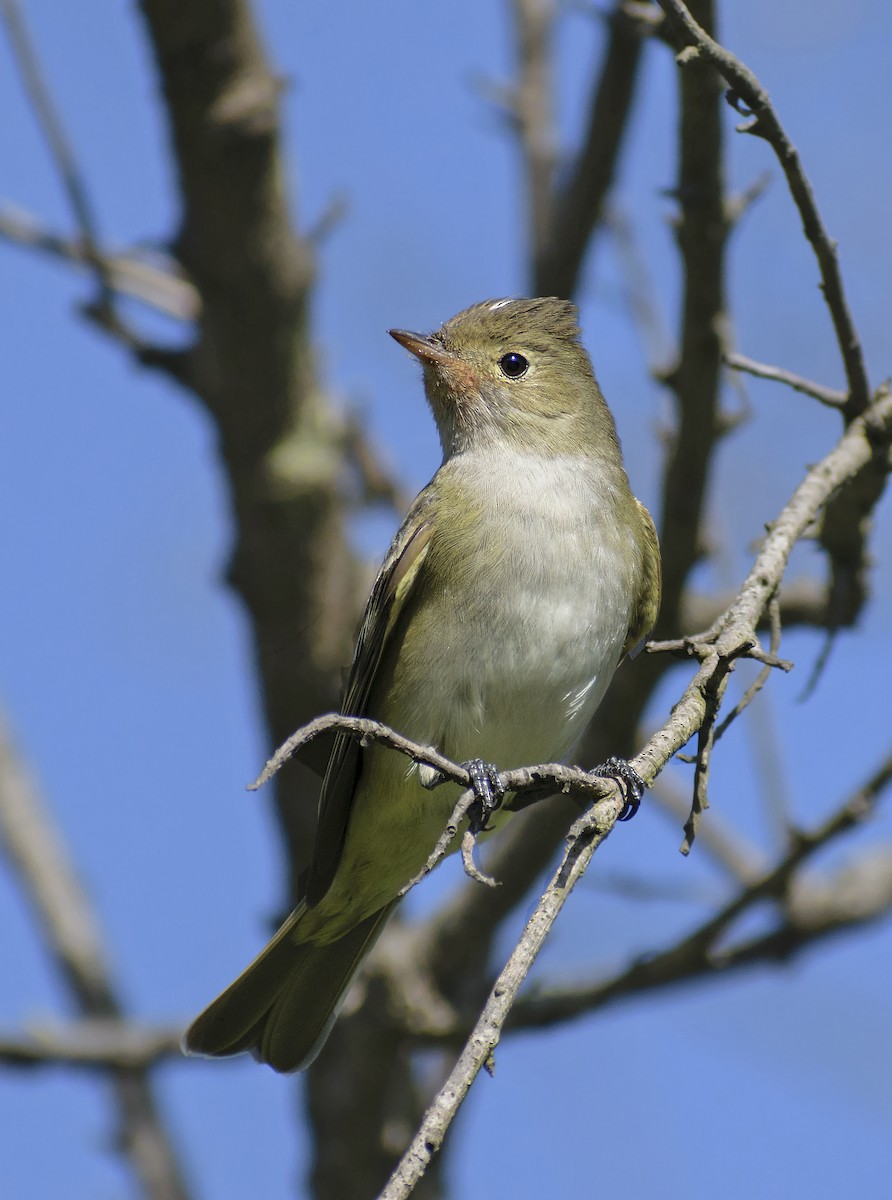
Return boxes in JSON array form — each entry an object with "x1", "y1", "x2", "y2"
[
  {"x1": 590, "y1": 756, "x2": 646, "y2": 821},
  {"x1": 462, "y1": 758, "x2": 505, "y2": 835}
]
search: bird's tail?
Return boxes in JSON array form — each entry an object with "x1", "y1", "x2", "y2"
[{"x1": 183, "y1": 900, "x2": 397, "y2": 1073}]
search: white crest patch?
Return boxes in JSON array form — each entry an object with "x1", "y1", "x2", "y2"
[{"x1": 488, "y1": 299, "x2": 513, "y2": 311}]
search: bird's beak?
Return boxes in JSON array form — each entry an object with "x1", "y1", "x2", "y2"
[{"x1": 388, "y1": 328, "x2": 453, "y2": 367}]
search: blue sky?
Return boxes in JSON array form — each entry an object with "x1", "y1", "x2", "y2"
[{"x1": 2, "y1": 2, "x2": 891, "y2": 1197}]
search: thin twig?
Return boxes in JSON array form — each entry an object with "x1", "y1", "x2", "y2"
[
  {"x1": 378, "y1": 786, "x2": 629, "y2": 1200},
  {"x1": 684, "y1": 651, "x2": 727, "y2": 854},
  {"x1": 399, "y1": 788, "x2": 480, "y2": 895},
  {"x1": 656, "y1": 0, "x2": 871, "y2": 416},
  {"x1": 712, "y1": 596, "x2": 786, "y2": 744},
  {"x1": 0, "y1": 205, "x2": 199, "y2": 320},
  {"x1": 648, "y1": 777, "x2": 766, "y2": 884},
  {"x1": 725, "y1": 352, "x2": 848, "y2": 409},
  {"x1": 250, "y1": 714, "x2": 467, "y2": 791},
  {"x1": 252, "y1": 712, "x2": 622, "y2": 807}
]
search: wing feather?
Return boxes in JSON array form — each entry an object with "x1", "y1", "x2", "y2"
[
  {"x1": 305, "y1": 489, "x2": 437, "y2": 906},
  {"x1": 623, "y1": 499, "x2": 661, "y2": 658}
]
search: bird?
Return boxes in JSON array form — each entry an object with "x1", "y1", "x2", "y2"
[{"x1": 183, "y1": 296, "x2": 661, "y2": 1072}]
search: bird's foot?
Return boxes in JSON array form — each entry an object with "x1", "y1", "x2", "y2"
[
  {"x1": 590, "y1": 757, "x2": 646, "y2": 821},
  {"x1": 462, "y1": 758, "x2": 505, "y2": 835}
]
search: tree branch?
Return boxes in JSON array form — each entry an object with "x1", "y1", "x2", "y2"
[
  {"x1": 724, "y1": 351, "x2": 848, "y2": 409},
  {"x1": 0, "y1": 204, "x2": 199, "y2": 320},
  {"x1": 379, "y1": 786, "x2": 630, "y2": 1200},
  {"x1": 0, "y1": 1022, "x2": 183, "y2": 1071}
]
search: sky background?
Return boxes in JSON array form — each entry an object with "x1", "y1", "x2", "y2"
[{"x1": 2, "y1": 1, "x2": 891, "y2": 1197}]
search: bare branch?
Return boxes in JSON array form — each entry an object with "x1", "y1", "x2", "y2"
[
  {"x1": 725, "y1": 351, "x2": 848, "y2": 409},
  {"x1": 253, "y1": 712, "x2": 624, "y2": 813},
  {"x1": 379, "y1": 785, "x2": 630, "y2": 1200},
  {"x1": 0, "y1": 1022, "x2": 183, "y2": 1071},
  {"x1": 287, "y1": 388, "x2": 892, "y2": 1193},
  {"x1": 137, "y1": 0, "x2": 363, "y2": 904},
  {"x1": 656, "y1": 0, "x2": 871, "y2": 416},
  {"x1": 684, "y1": 650, "x2": 729, "y2": 853},
  {"x1": 0, "y1": 204, "x2": 199, "y2": 320}
]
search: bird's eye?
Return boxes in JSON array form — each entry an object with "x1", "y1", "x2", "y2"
[{"x1": 498, "y1": 351, "x2": 529, "y2": 379}]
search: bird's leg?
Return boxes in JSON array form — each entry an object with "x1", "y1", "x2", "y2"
[
  {"x1": 461, "y1": 759, "x2": 506, "y2": 835},
  {"x1": 590, "y1": 757, "x2": 646, "y2": 821},
  {"x1": 418, "y1": 757, "x2": 505, "y2": 833}
]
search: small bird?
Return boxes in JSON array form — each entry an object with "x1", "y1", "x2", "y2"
[{"x1": 184, "y1": 297, "x2": 661, "y2": 1072}]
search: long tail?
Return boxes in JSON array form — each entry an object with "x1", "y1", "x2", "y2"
[{"x1": 183, "y1": 900, "x2": 397, "y2": 1073}]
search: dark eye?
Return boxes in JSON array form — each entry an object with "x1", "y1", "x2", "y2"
[{"x1": 498, "y1": 351, "x2": 529, "y2": 379}]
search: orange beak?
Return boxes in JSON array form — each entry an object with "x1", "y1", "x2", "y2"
[{"x1": 388, "y1": 328, "x2": 454, "y2": 367}]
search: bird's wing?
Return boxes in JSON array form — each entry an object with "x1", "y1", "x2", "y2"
[
  {"x1": 305, "y1": 487, "x2": 437, "y2": 906},
  {"x1": 624, "y1": 499, "x2": 662, "y2": 658}
]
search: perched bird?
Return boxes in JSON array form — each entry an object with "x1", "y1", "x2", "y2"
[{"x1": 184, "y1": 297, "x2": 661, "y2": 1072}]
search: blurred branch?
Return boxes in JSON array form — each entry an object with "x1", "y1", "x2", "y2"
[
  {"x1": 608, "y1": 203, "x2": 677, "y2": 373},
  {"x1": 655, "y1": 0, "x2": 728, "y2": 641},
  {"x1": 0, "y1": 712, "x2": 192, "y2": 1200},
  {"x1": 656, "y1": 0, "x2": 871, "y2": 417},
  {"x1": 0, "y1": 1022, "x2": 183, "y2": 1070},
  {"x1": 0, "y1": 0, "x2": 119, "y2": 326},
  {"x1": 133, "y1": 7, "x2": 410, "y2": 1193},
  {"x1": 534, "y1": 2, "x2": 649, "y2": 295},
  {"x1": 0, "y1": 204, "x2": 200, "y2": 320},
  {"x1": 680, "y1": 577, "x2": 852, "y2": 638},
  {"x1": 342, "y1": 409, "x2": 413, "y2": 513},
  {"x1": 137, "y1": 0, "x2": 357, "y2": 893},
  {"x1": 510, "y1": 0, "x2": 559, "y2": 263}
]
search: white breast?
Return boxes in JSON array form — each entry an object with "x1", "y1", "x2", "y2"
[{"x1": 425, "y1": 450, "x2": 639, "y2": 769}]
